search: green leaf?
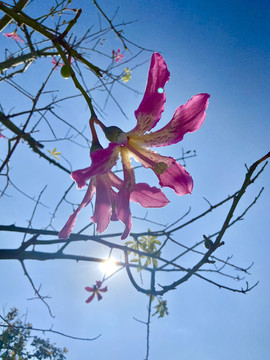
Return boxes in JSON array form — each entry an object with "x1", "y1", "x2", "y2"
[{"x1": 152, "y1": 298, "x2": 169, "y2": 318}]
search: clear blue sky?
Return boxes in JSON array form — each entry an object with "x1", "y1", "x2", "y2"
[{"x1": 1, "y1": 1, "x2": 270, "y2": 359}]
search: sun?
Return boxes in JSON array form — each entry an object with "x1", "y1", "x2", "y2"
[{"x1": 99, "y1": 258, "x2": 118, "y2": 276}]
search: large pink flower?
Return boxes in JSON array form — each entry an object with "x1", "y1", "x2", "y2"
[
  {"x1": 59, "y1": 53, "x2": 209, "y2": 240},
  {"x1": 58, "y1": 149, "x2": 169, "y2": 240},
  {"x1": 93, "y1": 53, "x2": 209, "y2": 195}
]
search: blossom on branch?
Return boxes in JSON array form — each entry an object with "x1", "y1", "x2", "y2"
[
  {"x1": 3, "y1": 31, "x2": 24, "y2": 43},
  {"x1": 93, "y1": 53, "x2": 209, "y2": 199},
  {"x1": 89, "y1": 53, "x2": 209, "y2": 238},
  {"x1": 85, "y1": 281, "x2": 108, "y2": 303},
  {"x1": 59, "y1": 53, "x2": 209, "y2": 240},
  {"x1": 51, "y1": 57, "x2": 63, "y2": 70},
  {"x1": 59, "y1": 118, "x2": 169, "y2": 240},
  {"x1": 121, "y1": 67, "x2": 132, "y2": 83},
  {"x1": 52, "y1": 56, "x2": 73, "y2": 70},
  {"x1": 58, "y1": 157, "x2": 169, "y2": 240},
  {"x1": 112, "y1": 48, "x2": 124, "y2": 63},
  {"x1": 48, "y1": 147, "x2": 61, "y2": 160}
]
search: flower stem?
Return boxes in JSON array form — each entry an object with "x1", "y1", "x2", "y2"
[{"x1": 94, "y1": 118, "x2": 106, "y2": 131}]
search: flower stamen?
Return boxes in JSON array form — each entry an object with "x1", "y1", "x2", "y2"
[{"x1": 153, "y1": 162, "x2": 168, "y2": 175}]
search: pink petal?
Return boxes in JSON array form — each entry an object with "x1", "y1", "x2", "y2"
[
  {"x1": 96, "y1": 292, "x2": 103, "y2": 301},
  {"x1": 58, "y1": 209, "x2": 80, "y2": 240},
  {"x1": 85, "y1": 292, "x2": 95, "y2": 303},
  {"x1": 3, "y1": 32, "x2": 24, "y2": 43},
  {"x1": 130, "y1": 183, "x2": 169, "y2": 207},
  {"x1": 71, "y1": 143, "x2": 119, "y2": 188},
  {"x1": 107, "y1": 171, "x2": 123, "y2": 190},
  {"x1": 115, "y1": 149, "x2": 135, "y2": 240},
  {"x1": 85, "y1": 286, "x2": 95, "y2": 292},
  {"x1": 158, "y1": 158, "x2": 193, "y2": 195},
  {"x1": 111, "y1": 213, "x2": 119, "y2": 221},
  {"x1": 129, "y1": 53, "x2": 170, "y2": 136},
  {"x1": 116, "y1": 187, "x2": 132, "y2": 240},
  {"x1": 91, "y1": 175, "x2": 113, "y2": 233},
  {"x1": 108, "y1": 187, "x2": 119, "y2": 222},
  {"x1": 99, "y1": 286, "x2": 108, "y2": 293},
  {"x1": 127, "y1": 142, "x2": 193, "y2": 195},
  {"x1": 58, "y1": 179, "x2": 96, "y2": 239},
  {"x1": 96, "y1": 281, "x2": 102, "y2": 288},
  {"x1": 134, "y1": 93, "x2": 210, "y2": 147}
]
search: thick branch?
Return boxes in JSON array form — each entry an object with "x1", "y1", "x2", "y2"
[{"x1": 0, "y1": 0, "x2": 30, "y2": 31}]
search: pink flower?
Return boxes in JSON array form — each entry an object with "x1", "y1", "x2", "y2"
[
  {"x1": 85, "y1": 281, "x2": 108, "y2": 303},
  {"x1": 51, "y1": 57, "x2": 63, "y2": 70},
  {"x1": 58, "y1": 157, "x2": 169, "y2": 240},
  {"x1": 91, "y1": 53, "x2": 209, "y2": 203},
  {"x1": 3, "y1": 31, "x2": 24, "y2": 43},
  {"x1": 0, "y1": 132, "x2": 5, "y2": 139},
  {"x1": 52, "y1": 57, "x2": 73, "y2": 70},
  {"x1": 112, "y1": 48, "x2": 124, "y2": 63},
  {"x1": 59, "y1": 53, "x2": 209, "y2": 240}
]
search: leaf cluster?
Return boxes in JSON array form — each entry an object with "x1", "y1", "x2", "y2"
[
  {"x1": 0, "y1": 308, "x2": 68, "y2": 360},
  {"x1": 126, "y1": 230, "x2": 161, "y2": 271},
  {"x1": 152, "y1": 298, "x2": 169, "y2": 318}
]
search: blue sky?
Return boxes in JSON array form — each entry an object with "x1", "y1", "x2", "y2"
[{"x1": 1, "y1": 1, "x2": 270, "y2": 359}]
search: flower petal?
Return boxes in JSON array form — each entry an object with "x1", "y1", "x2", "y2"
[
  {"x1": 129, "y1": 53, "x2": 170, "y2": 135},
  {"x1": 96, "y1": 281, "x2": 102, "y2": 288},
  {"x1": 158, "y1": 158, "x2": 193, "y2": 195},
  {"x1": 116, "y1": 148, "x2": 134, "y2": 240},
  {"x1": 133, "y1": 93, "x2": 210, "y2": 147},
  {"x1": 58, "y1": 179, "x2": 96, "y2": 239},
  {"x1": 99, "y1": 286, "x2": 108, "y2": 293},
  {"x1": 96, "y1": 292, "x2": 103, "y2": 301},
  {"x1": 107, "y1": 171, "x2": 123, "y2": 190},
  {"x1": 127, "y1": 142, "x2": 193, "y2": 195},
  {"x1": 91, "y1": 175, "x2": 113, "y2": 233},
  {"x1": 130, "y1": 183, "x2": 169, "y2": 207},
  {"x1": 71, "y1": 143, "x2": 119, "y2": 188},
  {"x1": 85, "y1": 286, "x2": 95, "y2": 292},
  {"x1": 3, "y1": 32, "x2": 24, "y2": 43},
  {"x1": 116, "y1": 187, "x2": 132, "y2": 240},
  {"x1": 85, "y1": 293, "x2": 95, "y2": 303}
]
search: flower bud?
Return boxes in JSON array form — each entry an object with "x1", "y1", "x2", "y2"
[
  {"x1": 104, "y1": 126, "x2": 127, "y2": 144},
  {"x1": 61, "y1": 65, "x2": 71, "y2": 79},
  {"x1": 204, "y1": 238, "x2": 213, "y2": 249}
]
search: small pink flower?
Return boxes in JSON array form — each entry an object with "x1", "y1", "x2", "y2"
[
  {"x1": 52, "y1": 57, "x2": 72, "y2": 70},
  {"x1": 85, "y1": 281, "x2": 108, "y2": 303},
  {"x1": 3, "y1": 31, "x2": 24, "y2": 43},
  {"x1": 51, "y1": 57, "x2": 63, "y2": 70},
  {"x1": 0, "y1": 132, "x2": 5, "y2": 139},
  {"x1": 112, "y1": 48, "x2": 124, "y2": 63}
]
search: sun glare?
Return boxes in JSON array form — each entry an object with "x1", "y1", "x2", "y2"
[{"x1": 99, "y1": 258, "x2": 118, "y2": 276}]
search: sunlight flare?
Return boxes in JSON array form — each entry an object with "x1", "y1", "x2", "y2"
[{"x1": 99, "y1": 258, "x2": 118, "y2": 276}]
